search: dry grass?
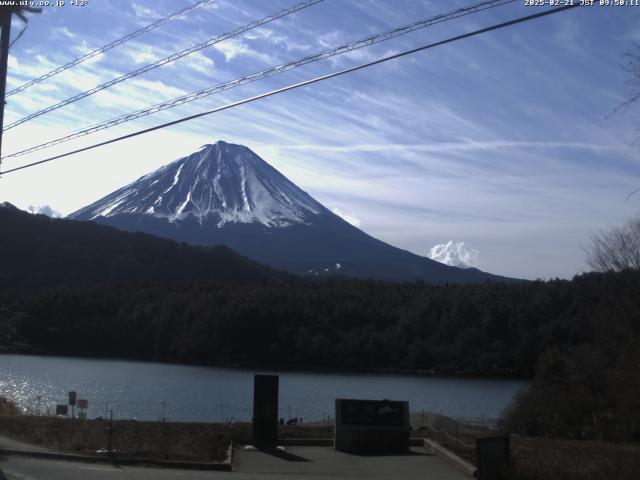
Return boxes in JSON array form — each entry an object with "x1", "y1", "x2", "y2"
[
  {"x1": 412, "y1": 412, "x2": 640, "y2": 479},
  {"x1": 0, "y1": 398, "x2": 21, "y2": 416},
  {"x1": 0, "y1": 416, "x2": 335, "y2": 463},
  {"x1": 0, "y1": 415, "x2": 230, "y2": 462},
  {"x1": 509, "y1": 436, "x2": 640, "y2": 480}
]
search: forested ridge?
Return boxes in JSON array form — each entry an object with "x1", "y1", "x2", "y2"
[
  {"x1": 2, "y1": 269, "x2": 637, "y2": 377},
  {"x1": 0, "y1": 204, "x2": 289, "y2": 289}
]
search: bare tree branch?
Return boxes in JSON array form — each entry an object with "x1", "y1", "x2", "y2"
[{"x1": 586, "y1": 216, "x2": 640, "y2": 272}]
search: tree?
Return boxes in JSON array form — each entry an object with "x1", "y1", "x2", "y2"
[
  {"x1": 615, "y1": 42, "x2": 640, "y2": 118},
  {"x1": 586, "y1": 216, "x2": 640, "y2": 272},
  {"x1": 0, "y1": 306, "x2": 30, "y2": 352}
]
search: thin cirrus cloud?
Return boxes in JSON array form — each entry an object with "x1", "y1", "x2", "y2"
[
  {"x1": 1, "y1": 1, "x2": 639, "y2": 280},
  {"x1": 214, "y1": 38, "x2": 277, "y2": 65}
]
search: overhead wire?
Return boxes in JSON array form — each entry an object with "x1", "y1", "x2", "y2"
[
  {"x1": 6, "y1": 0, "x2": 219, "y2": 97},
  {"x1": 3, "y1": 0, "x2": 324, "y2": 132},
  {"x1": 9, "y1": 23, "x2": 28, "y2": 48},
  {"x1": 0, "y1": 4, "x2": 580, "y2": 176},
  {"x1": 2, "y1": 0, "x2": 517, "y2": 161}
]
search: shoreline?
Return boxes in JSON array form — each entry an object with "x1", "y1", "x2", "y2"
[{"x1": 0, "y1": 351, "x2": 531, "y2": 381}]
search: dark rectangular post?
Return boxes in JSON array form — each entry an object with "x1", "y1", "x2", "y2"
[
  {"x1": 252, "y1": 374, "x2": 279, "y2": 449},
  {"x1": 476, "y1": 435, "x2": 510, "y2": 480}
]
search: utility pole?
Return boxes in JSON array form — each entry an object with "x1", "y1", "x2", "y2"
[
  {"x1": 0, "y1": 5, "x2": 40, "y2": 169},
  {"x1": 0, "y1": 7, "x2": 12, "y2": 165}
]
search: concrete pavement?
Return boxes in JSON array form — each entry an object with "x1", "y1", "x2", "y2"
[
  {"x1": 0, "y1": 435, "x2": 469, "y2": 479},
  {"x1": 0, "y1": 447, "x2": 469, "y2": 479},
  {"x1": 234, "y1": 445, "x2": 469, "y2": 479}
]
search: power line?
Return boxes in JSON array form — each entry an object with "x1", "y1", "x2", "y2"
[
  {"x1": 6, "y1": 0, "x2": 219, "y2": 98},
  {"x1": 0, "y1": 4, "x2": 580, "y2": 177},
  {"x1": 9, "y1": 22, "x2": 28, "y2": 48},
  {"x1": 2, "y1": 0, "x2": 516, "y2": 160},
  {"x1": 3, "y1": 0, "x2": 324, "y2": 132}
]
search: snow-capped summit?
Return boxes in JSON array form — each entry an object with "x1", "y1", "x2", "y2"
[
  {"x1": 69, "y1": 141, "x2": 516, "y2": 284},
  {"x1": 71, "y1": 141, "x2": 322, "y2": 227}
]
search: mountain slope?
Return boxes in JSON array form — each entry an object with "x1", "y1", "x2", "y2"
[
  {"x1": 70, "y1": 141, "x2": 516, "y2": 284},
  {"x1": 0, "y1": 202, "x2": 287, "y2": 289},
  {"x1": 72, "y1": 141, "x2": 322, "y2": 227}
]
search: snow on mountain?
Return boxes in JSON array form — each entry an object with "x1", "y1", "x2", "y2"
[
  {"x1": 428, "y1": 240, "x2": 479, "y2": 268},
  {"x1": 69, "y1": 141, "x2": 516, "y2": 284},
  {"x1": 70, "y1": 141, "x2": 322, "y2": 227}
]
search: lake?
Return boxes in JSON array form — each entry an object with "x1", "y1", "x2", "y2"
[{"x1": 0, "y1": 355, "x2": 527, "y2": 423}]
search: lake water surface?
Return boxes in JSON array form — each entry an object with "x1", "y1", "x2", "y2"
[{"x1": 0, "y1": 355, "x2": 527, "y2": 423}]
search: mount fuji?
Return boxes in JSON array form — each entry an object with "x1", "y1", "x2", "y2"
[{"x1": 70, "y1": 141, "x2": 513, "y2": 284}]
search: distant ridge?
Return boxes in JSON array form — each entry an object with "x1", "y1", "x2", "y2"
[{"x1": 0, "y1": 203, "x2": 288, "y2": 289}]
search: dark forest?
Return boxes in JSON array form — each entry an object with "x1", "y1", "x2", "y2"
[{"x1": 2, "y1": 270, "x2": 637, "y2": 378}]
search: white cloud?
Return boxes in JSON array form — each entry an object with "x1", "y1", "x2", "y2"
[
  {"x1": 8, "y1": 55, "x2": 18, "y2": 70},
  {"x1": 215, "y1": 39, "x2": 275, "y2": 64},
  {"x1": 215, "y1": 39, "x2": 245, "y2": 61},
  {"x1": 178, "y1": 51, "x2": 215, "y2": 75},
  {"x1": 126, "y1": 78, "x2": 187, "y2": 98},
  {"x1": 54, "y1": 27, "x2": 76, "y2": 39},
  {"x1": 270, "y1": 141, "x2": 627, "y2": 156},
  {"x1": 7, "y1": 54, "x2": 57, "y2": 79},
  {"x1": 243, "y1": 28, "x2": 310, "y2": 53},
  {"x1": 127, "y1": 49, "x2": 157, "y2": 65},
  {"x1": 428, "y1": 241, "x2": 479, "y2": 269},
  {"x1": 27, "y1": 205, "x2": 62, "y2": 218},
  {"x1": 331, "y1": 207, "x2": 362, "y2": 228},
  {"x1": 317, "y1": 31, "x2": 343, "y2": 49},
  {"x1": 131, "y1": 3, "x2": 157, "y2": 19}
]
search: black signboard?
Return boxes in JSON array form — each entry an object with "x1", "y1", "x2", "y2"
[
  {"x1": 56, "y1": 404, "x2": 68, "y2": 415},
  {"x1": 340, "y1": 399, "x2": 405, "y2": 427},
  {"x1": 252, "y1": 374, "x2": 279, "y2": 449},
  {"x1": 334, "y1": 398, "x2": 410, "y2": 453}
]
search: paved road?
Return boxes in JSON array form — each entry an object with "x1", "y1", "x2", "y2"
[{"x1": 0, "y1": 446, "x2": 468, "y2": 480}]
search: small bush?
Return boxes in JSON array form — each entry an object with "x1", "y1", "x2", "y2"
[{"x1": 0, "y1": 397, "x2": 22, "y2": 416}]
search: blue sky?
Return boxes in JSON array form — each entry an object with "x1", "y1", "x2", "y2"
[{"x1": 1, "y1": 0, "x2": 640, "y2": 279}]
